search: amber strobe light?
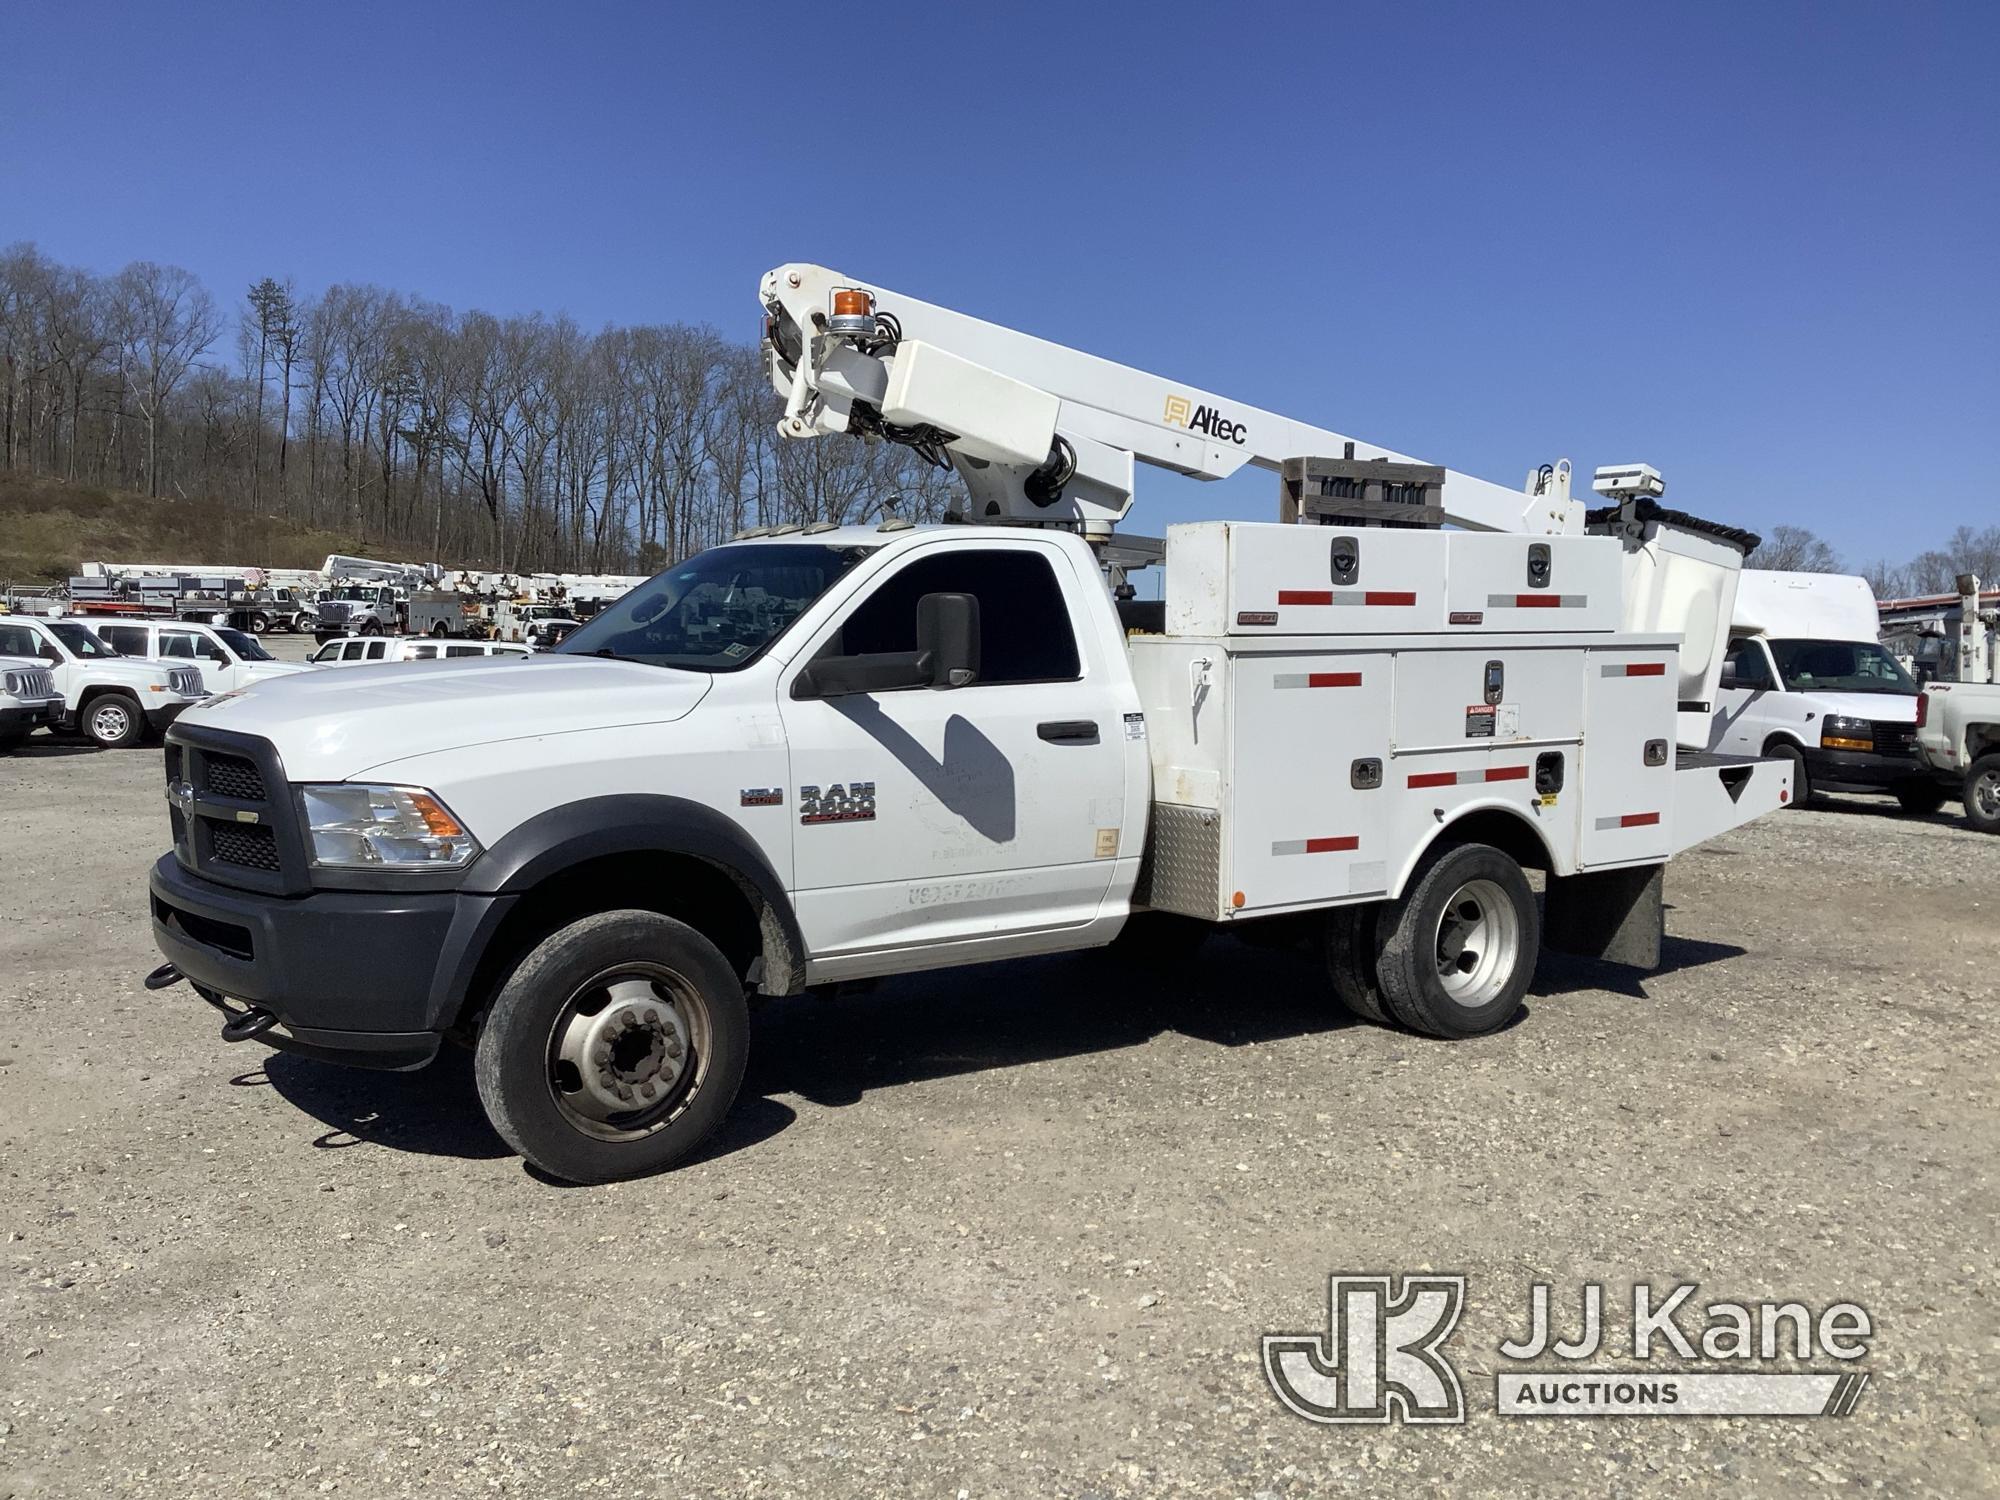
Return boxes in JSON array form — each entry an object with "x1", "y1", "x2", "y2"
[{"x1": 829, "y1": 287, "x2": 876, "y2": 335}]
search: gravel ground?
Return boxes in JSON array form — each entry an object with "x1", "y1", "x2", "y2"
[{"x1": 2, "y1": 724, "x2": 1996, "y2": 1498}]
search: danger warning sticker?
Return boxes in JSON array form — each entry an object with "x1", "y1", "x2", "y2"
[{"x1": 1465, "y1": 704, "x2": 1496, "y2": 738}]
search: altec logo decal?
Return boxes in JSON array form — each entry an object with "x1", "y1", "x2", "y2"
[{"x1": 1163, "y1": 393, "x2": 1247, "y2": 445}]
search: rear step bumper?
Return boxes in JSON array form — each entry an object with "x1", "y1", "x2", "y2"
[{"x1": 1671, "y1": 751, "x2": 1791, "y2": 852}]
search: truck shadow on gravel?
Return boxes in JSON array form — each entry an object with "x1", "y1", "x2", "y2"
[{"x1": 249, "y1": 927, "x2": 1749, "y2": 1172}]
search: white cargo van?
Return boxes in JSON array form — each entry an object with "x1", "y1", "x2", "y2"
[{"x1": 1710, "y1": 570, "x2": 1937, "y2": 812}]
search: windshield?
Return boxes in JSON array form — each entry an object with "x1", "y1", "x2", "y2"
[
  {"x1": 216, "y1": 627, "x2": 273, "y2": 661},
  {"x1": 328, "y1": 586, "x2": 381, "y2": 602},
  {"x1": 1767, "y1": 638, "x2": 1916, "y2": 696},
  {"x1": 49, "y1": 622, "x2": 117, "y2": 659},
  {"x1": 556, "y1": 543, "x2": 874, "y2": 671}
]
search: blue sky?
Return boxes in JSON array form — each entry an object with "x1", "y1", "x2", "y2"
[{"x1": 3, "y1": 1, "x2": 1994, "y2": 568}]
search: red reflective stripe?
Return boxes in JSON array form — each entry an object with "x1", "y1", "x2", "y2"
[
  {"x1": 1307, "y1": 672, "x2": 1363, "y2": 688},
  {"x1": 1485, "y1": 766, "x2": 1531, "y2": 782},
  {"x1": 1625, "y1": 662, "x2": 1668, "y2": 677},
  {"x1": 1278, "y1": 589, "x2": 1333, "y2": 605},
  {"x1": 1365, "y1": 591, "x2": 1416, "y2": 606},
  {"x1": 1513, "y1": 594, "x2": 1562, "y2": 607},
  {"x1": 1621, "y1": 811, "x2": 1661, "y2": 827},
  {"x1": 1303, "y1": 835, "x2": 1360, "y2": 854},
  {"x1": 1408, "y1": 771, "x2": 1458, "y2": 788}
]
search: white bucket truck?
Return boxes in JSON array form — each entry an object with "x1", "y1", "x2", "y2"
[{"x1": 144, "y1": 265, "x2": 1787, "y2": 1183}]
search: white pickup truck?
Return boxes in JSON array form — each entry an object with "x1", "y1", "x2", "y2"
[
  {"x1": 146, "y1": 517, "x2": 1787, "y2": 1183},
  {"x1": 0, "y1": 616, "x2": 207, "y2": 748},
  {"x1": 1915, "y1": 683, "x2": 2000, "y2": 833}
]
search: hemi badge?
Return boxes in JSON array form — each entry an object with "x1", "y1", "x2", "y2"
[
  {"x1": 234, "y1": 810, "x2": 260, "y2": 824},
  {"x1": 740, "y1": 788, "x2": 783, "y2": 808}
]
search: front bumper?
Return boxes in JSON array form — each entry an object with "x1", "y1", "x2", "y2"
[
  {"x1": 148, "y1": 853, "x2": 511, "y2": 1071},
  {"x1": 145, "y1": 701, "x2": 196, "y2": 732},
  {"x1": 1, "y1": 700, "x2": 60, "y2": 731},
  {"x1": 1804, "y1": 746, "x2": 1928, "y2": 794}
]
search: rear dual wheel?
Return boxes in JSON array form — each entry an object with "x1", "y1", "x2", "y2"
[
  {"x1": 1324, "y1": 842, "x2": 1538, "y2": 1039},
  {"x1": 474, "y1": 910, "x2": 749, "y2": 1184},
  {"x1": 1966, "y1": 754, "x2": 2000, "y2": 835}
]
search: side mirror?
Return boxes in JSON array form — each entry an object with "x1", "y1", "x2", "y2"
[
  {"x1": 1718, "y1": 662, "x2": 1740, "y2": 690},
  {"x1": 917, "y1": 592, "x2": 980, "y2": 689}
]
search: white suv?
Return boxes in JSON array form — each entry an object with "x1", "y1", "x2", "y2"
[
  {"x1": 87, "y1": 619, "x2": 308, "y2": 696},
  {"x1": 0, "y1": 647, "x2": 63, "y2": 751},
  {"x1": 0, "y1": 616, "x2": 207, "y2": 748}
]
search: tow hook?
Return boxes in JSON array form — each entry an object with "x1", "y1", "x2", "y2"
[
  {"x1": 144, "y1": 962, "x2": 184, "y2": 991},
  {"x1": 220, "y1": 1007, "x2": 280, "y2": 1044}
]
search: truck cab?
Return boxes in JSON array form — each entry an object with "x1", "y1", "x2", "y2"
[
  {"x1": 312, "y1": 584, "x2": 405, "y2": 640},
  {"x1": 1709, "y1": 571, "x2": 1937, "y2": 813},
  {"x1": 2, "y1": 616, "x2": 207, "y2": 748},
  {"x1": 88, "y1": 618, "x2": 307, "y2": 696}
]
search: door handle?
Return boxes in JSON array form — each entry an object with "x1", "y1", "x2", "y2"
[{"x1": 1037, "y1": 719, "x2": 1100, "y2": 743}]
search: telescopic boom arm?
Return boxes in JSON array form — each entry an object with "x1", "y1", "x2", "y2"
[{"x1": 761, "y1": 263, "x2": 1585, "y2": 538}]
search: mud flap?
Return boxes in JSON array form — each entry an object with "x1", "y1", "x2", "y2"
[{"x1": 1543, "y1": 863, "x2": 1663, "y2": 969}]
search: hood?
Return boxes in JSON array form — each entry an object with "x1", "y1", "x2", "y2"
[
  {"x1": 82, "y1": 656, "x2": 189, "y2": 689},
  {"x1": 1797, "y1": 689, "x2": 1917, "y2": 723},
  {"x1": 180, "y1": 655, "x2": 714, "y2": 780}
]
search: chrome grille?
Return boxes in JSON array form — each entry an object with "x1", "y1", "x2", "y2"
[
  {"x1": 168, "y1": 667, "x2": 205, "y2": 697},
  {"x1": 4, "y1": 668, "x2": 55, "y2": 698}
]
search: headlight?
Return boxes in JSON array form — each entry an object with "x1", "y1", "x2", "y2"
[
  {"x1": 299, "y1": 784, "x2": 481, "y2": 869},
  {"x1": 1820, "y1": 715, "x2": 1873, "y2": 751},
  {"x1": 3, "y1": 671, "x2": 24, "y2": 695}
]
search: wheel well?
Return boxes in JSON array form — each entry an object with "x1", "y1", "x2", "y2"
[
  {"x1": 1968, "y1": 724, "x2": 2000, "y2": 761},
  {"x1": 78, "y1": 685, "x2": 138, "y2": 709},
  {"x1": 1416, "y1": 807, "x2": 1555, "y2": 883},
  {"x1": 451, "y1": 851, "x2": 771, "y2": 1034},
  {"x1": 1761, "y1": 733, "x2": 1805, "y2": 757}
]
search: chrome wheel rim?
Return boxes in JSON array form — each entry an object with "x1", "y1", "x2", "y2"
[
  {"x1": 545, "y1": 963, "x2": 710, "y2": 1141},
  {"x1": 1975, "y1": 769, "x2": 2000, "y2": 820},
  {"x1": 90, "y1": 702, "x2": 130, "y2": 741},
  {"x1": 1434, "y1": 878, "x2": 1520, "y2": 1008}
]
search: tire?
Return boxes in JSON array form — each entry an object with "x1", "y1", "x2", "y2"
[
  {"x1": 1373, "y1": 842, "x2": 1538, "y2": 1039},
  {"x1": 1965, "y1": 754, "x2": 2000, "y2": 835},
  {"x1": 1769, "y1": 741, "x2": 1810, "y2": 807},
  {"x1": 1895, "y1": 780, "x2": 1949, "y2": 816},
  {"x1": 361, "y1": 619, "x2": 383, "y2": 637},
  {"x1": 1323, "y1": 903, "x2": 1393, "y2": 1025},
  {"x1": 246, "y1": 613, "x2": 270, "y2": 635},
  {"x1": 474, "y1": 910, "x2": 750, "y2": 1184},
  {"x1": 0, "y1": 728, "x2": 27, "y2": 752},
  {"x1": 431, "y1": 621, "x2": 450, "y2": 638},
  {"x1": 82, "y1": 692, "x2": 143, "y2": 749}
]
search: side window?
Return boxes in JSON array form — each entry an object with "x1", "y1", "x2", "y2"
[
  {"x1": 367, "y1": 641, "x2": 387, "y2": 660},
  {"x1": 312, "y1": 644, "x2": 337, "y2": 662},
  {"x1": 341, "y1": 642, "x2": 366, "y2": 661},
  {"x1": 829, "y1": 549, "x2": 1081, "y2": 687},
  {"x1": 409, "y1": 643, "x2": 438, "y2": 660},
  {"x1": 445, "y1": 644, "x2": 479, "y2": 658},
  {"x1": 100, "y1": 626, "x2": 148, "y2": 656},
  {"x1": 1725, "y1": 639, "x2": 1774, "y2": 690},
  {"x1": 161, "y1": 633, "x2": 198, "y2": 659}
]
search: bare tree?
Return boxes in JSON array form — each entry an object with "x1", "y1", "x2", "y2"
[
  {"x1": 115, "y1": 261, "x2": 220, "y2": 496},
  {"x1": 1754, "y1": 524, "x2": 1841, "y2": 573}
]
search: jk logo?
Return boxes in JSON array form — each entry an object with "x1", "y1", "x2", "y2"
[{"x1": 1262, "y1": 1275, "x2": 1467, "y2": 1425}]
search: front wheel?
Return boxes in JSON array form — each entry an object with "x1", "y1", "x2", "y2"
[
  {"x1": 83, "y1": 693, "x2": 143, "y2": 749},
  {"x1": 360, "y1": 620, "x2": 382, "y2": 637},
  {"x1": 1965, "y1": 754, "x2": 2000, "y2": 835},
  {"x1": 246, "y1": 612, "x2": 270, "y2": 635},
  {"x1": 1895, "y1": 780, "x2": 1948, "y2": 815},
  {"x1": 474, "y1": 910, "x2": 750, "y2": 1183},
  {"x1": 1373, "y1": 842, "x2": 1538, "y2": 1039}
]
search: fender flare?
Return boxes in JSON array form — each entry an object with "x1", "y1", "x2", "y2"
[{"x1": 454, "y1": 793, "x2": 808, "y2": 995}]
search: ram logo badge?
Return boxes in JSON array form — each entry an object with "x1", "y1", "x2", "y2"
[{"x1": 799, "y1": 782, "x2": 876, "y2": 825}]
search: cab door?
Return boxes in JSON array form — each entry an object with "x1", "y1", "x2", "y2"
[
  {"x1": 778, "y1": 540, "x2": 1128, "y2": 965},
  {"x1": 1711, "y1": 637, "x2": 1778, "y2": 754}
]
